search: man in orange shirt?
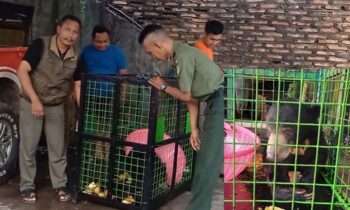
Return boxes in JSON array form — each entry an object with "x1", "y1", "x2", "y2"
[{"x1": 195, "y1": 20, "x2": 224, "y2": 61}]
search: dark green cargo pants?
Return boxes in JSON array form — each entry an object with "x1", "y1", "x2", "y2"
[{"x1": 186, "y1": 88, "x2": 224, "y2": 210}]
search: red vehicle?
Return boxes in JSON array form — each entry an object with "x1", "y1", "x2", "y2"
[
  {"x1": 0, "y1": 2, "x2": 32, "y2": 184},
  {"x1": 0, "y1": 47, "x2": 27, "y2": 184}
]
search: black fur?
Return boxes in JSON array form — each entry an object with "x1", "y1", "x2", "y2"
[{"x1": 265, "y1": 99, "x2": 328, "y2": 205}]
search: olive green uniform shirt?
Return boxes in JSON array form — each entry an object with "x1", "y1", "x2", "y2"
[{"x1": 170, "y1": 41, "x2": 224, "y2": 100}]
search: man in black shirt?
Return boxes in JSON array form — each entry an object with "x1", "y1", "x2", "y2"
[{"x1": 17, "y1": 14, "x2": 81, "y2": 203}]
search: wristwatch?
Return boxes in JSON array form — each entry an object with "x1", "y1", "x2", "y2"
[{"x1": 160, "y1": 83, "x2": 168, "y2": 92}]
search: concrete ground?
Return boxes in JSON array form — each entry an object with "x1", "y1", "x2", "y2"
[{"x1": 0, "y1": 152, "x2": 224, "y2": 210}]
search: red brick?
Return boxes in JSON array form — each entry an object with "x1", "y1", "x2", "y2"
[
  {"x1": 199, "y1": 3, "x2": 217, "y2": 7},
  {"x1": 336, "y1": 63, "x2": 350, "y2": 68},
  {"x1": 267, "y1": 54, "x2": 283, "y2": 59},
  {"x1": 181, "y1": 3, "x2": 198, "y2": 7},
  {"x1": 301, "y1": 28, "x2": 318, "y2": 33},
  {"x1": 253, "y1": 48, "x2": 267, "y2": 52},
  {"x1": 318, "y1": 40, "x2": 339, "y2": 44},
  {"x1": 269, "y1": 9, "x2": 285, "y2": 14},
  {"x1": 251, "y1": 20, "x2": 268, "y2": 24},
  {"x1": 227, "y1": 30, "x2": 244, "y2": 35},
  {"x1": 297, "y1": 39, "x2": 316, "y2": 44},
  {"x1": 219, "y1": 14, "x2": 235, "y2": 18},
  {"x1": 311, "y1": 0, "x2": 329, "y2": 4},
  {"x1": 248, "y1": 8, "x2": 266, "y2": 13},
  {"x1": 325, "y1": 5, "x2": 341, "y2": 10},
  {"x1": 272, "y1": 49, "x2": 290, "y2": 54},
  {"x1": 264, "y1": 32, "x2": 283, "y2": 37},
  {"x1": 314, "y1": 63, "x2": 330, "y2": 67},
  {"x1": 257, "y1": 37, "x2": 275, "y2": 42},
  {"x1": 294, "y1": 50, "x2": 312, "y2": 54},
  {"x1": 320, "y1": 28, "x2": 339, "y2": 33},
  {"x1": 260, "y1": 3, "x2": 276, "y2": 9},
  {"x1": 271, "y1": 21, "x2": 289, "y2": 26},
  {"x1": 328, "y1": 44, "x2": 347, "y2": 50},
  {"x1": 308, "y1": 34, "x2": 327, "y2": 39},
  {"x1": 307, "y1": 57, "x2": 326, "y2": 61},
  {"x1": 259, "y1": 26, "x2": 276, "y2": 31},
  {"x1": 316, "y1": 51, "x2": 336, "y2": 56},
  {"x1": 236, "y1": 14, "x2": 255, "y2": 19},
  {"x1": 329, "y1": 57, "x2": 348, "y2": 62},
  {"x1": 239, "y1": 25, "x2": 255, "y2": 30},
  {"x1": 287, "y1": 33, "x2": 304, "y2": 38},
  {"x1": 289, "y1": 10, "x2": 308, "y2": 15},
  {"x1": 266, "y1": 43, "x2": 284, "y2": 48}
]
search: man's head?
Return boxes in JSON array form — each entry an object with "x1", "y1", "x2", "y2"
[
  {"x1": 56, "y1": 15, "x2": 81, "y2": 47},
  {"x1": 202, "y1": 20, "x2": 224, "y2": 48},
  {"x1": 138, "y1": 24, "x2": 172, "y2": 61},
  {"x1": 92, "y1": 25, "x2": 110, "y2": 51}
]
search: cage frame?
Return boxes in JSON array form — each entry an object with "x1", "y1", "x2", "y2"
[{"x1": 76, "y1": 74, "x2": 194, "y2": 210}]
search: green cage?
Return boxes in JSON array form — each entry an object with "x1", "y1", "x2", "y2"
[
  {"x1": 77, "y1": 75, "x2": 193, "y2": 210},
  {"x1": 224, "y1": 69, "x2": 350, "y2": 210}
]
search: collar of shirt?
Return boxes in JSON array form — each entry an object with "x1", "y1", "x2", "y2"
[
  {"x1": 49, "y1": 35, "x2": 77, "y2": 61},
  {"x1": 169, "y1": 41, "x2": 181, "y2": 74}
]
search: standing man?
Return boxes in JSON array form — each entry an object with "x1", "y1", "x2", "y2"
[
  {"x1": 74, "y1": 25, "x2": 128, "y2": 158},
  {"x1": 195, "y1": 19, "x2": 224, "y2": 61},
  {"x1": 17, "y1": 14, "x2": 81, "y2": 203},
  {"x1": 138, "y1": 24, "x2": 224, "y2": 210},
  {"x1": 74, "y1": 24, "x2": 128, "y2": 104}
]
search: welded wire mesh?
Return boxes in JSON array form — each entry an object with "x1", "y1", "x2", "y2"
[
  {"x1": 78, "y1": 75, "x2": 193, "y2": 209},
  {"x1": 83, "y1": 79, "x2": 115, "y2": 137},
  {"x1": 79, "y1": 139, "x2": 110, "y2": 196},
  {"x1": 224, "y1": 69, "x2": 350, "y2": 210},
  {"x1": 112, "y1": 146, "x2": 146, "y2": 207}
]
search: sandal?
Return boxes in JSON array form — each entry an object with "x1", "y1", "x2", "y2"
[
  {"x1": 54, "y1": 187, "x2": 72, "y2": 202},
  {"x1": 21, "y1": 189, "x2": 36, "y2": 203}
]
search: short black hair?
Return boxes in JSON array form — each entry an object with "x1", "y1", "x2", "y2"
[
  {"x1": 205, "y1": 20, "x2": 224, "y2": 35},
  {"x1": 59, "y1": 14, "x2": 81, "y2": 29},
  {"x1": 138, "y1": 24, "x2": 163, "y2": 44},
  {"x1": 92, "y1": 25, "x2": 110, "y2": 38}
]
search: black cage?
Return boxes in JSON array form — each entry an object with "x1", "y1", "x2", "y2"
[{"x1": 76, "y1": 74, "x2": 194, "y2": 210}]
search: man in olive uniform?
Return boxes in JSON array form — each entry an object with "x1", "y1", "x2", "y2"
[{"x1": 138, "y1": 24, "x2": 224, "y2": 210}]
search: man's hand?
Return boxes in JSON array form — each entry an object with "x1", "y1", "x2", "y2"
[
  {"x1": 31, "y1": 99, "x2": 44, "y2": 117},
  {"x1": 148, "y1": 76, "x2": 165, "y2": 91},
  {"x1": 190, "y1": 128, "x2": 201, "y2": 151}
]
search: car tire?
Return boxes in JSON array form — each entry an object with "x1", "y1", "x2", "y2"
[{"x1": 0, "y1": 101, "x2": 19, "y2": 184}]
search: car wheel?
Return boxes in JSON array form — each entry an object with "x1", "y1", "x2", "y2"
[{"x1": 0, "y1": 101, "x2": 19, "y2": 184}]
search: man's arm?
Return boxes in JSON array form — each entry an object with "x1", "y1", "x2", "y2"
[
  {"x1": 74, "y1": 80, "x2": 81, "y2": 106},
  {"x1": 149, "y1": 76, "x2": 192, "y2": 102},
  {"x1": 73, "y1": 54, "x2": 86, "y2": 106},
  {"x1": 148, "y1": 76, "x2": 201, "y2": 150},
  {"x1": 17, "y1": 60, "x2": 44, "y2": 116},
  {"x1": 187, "y1": 99, "x2": 200, "y2": 151},
  {"x1": 165, "y1": 86, "x2": 201, "y2": 150}
]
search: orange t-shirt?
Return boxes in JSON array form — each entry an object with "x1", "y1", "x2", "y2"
[{"x1": 194, "y1": 39, "x2": 214, "y2": 61}]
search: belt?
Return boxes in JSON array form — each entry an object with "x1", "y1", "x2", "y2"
[{"x1": 205, "y1": 88, "x2": 223, "y2": 102}]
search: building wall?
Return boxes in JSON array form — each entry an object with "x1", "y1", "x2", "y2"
[{"x1": 110, "y1": 0, "x2": 350, "y2": 69}]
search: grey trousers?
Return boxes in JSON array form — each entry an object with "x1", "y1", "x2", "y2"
[
  {"x1": 186, "y1": 88, "x2": 224, "y2": 210},
  {"x1": 19, "y1": 98, "x2": 68, "y2": 191}
]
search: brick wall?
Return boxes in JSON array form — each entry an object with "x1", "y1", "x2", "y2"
[{"x1": 110, "y1": 0, "x2": 350, "y2": 69}]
